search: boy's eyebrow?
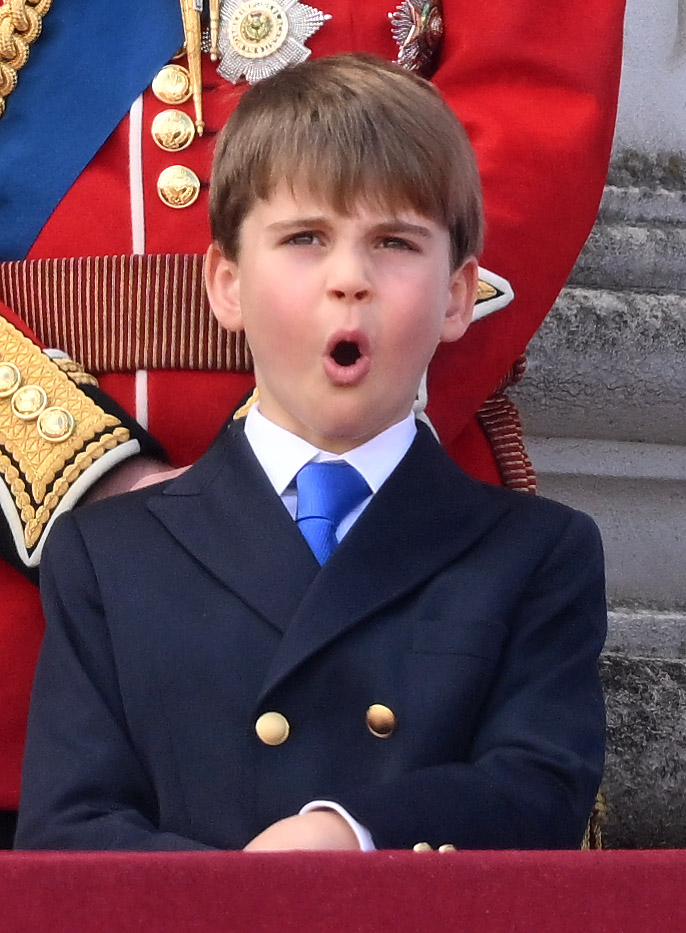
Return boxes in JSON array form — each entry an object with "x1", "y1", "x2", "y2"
[
  {"x1": 267, "y1": 217, "x2": 434, "y2": 237},
  {"x1": 372, "y1": 220, "x2": 433, "y2": 239},
  {"x1": 267, "y1": 216, "x2": 331, "y2": 234}
]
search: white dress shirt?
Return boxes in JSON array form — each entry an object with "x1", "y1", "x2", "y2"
[{"x1": 242, "y1": 406, "x2": 417, "y2": 850}]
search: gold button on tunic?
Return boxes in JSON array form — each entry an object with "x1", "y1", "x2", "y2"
[
  {"x1": 255, "y1": 711, "x2": 290, "y2": 746},
  {"x1": 366, "y1": 703, "x2": 397, "y2": 738}
]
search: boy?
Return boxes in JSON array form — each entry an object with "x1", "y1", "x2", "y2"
[{"x1": 15, "y1": 55, "x2": 606, "y2": 852}]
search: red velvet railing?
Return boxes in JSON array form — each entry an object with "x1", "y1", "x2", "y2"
[{"x1": 1, "y1": 850, "x2": 685, "y2": 932}]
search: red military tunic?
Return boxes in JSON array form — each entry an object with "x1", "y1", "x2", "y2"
[{"x1": 0, "y1": 0, "x2": 625, "y2": 810}]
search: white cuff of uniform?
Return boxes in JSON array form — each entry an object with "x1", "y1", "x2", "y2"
[{"x1": 299, "y1": 800, "x2": 376, "y2": 851}]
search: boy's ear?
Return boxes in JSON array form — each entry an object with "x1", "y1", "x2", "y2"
[
  {"x1": 440, "y1": 256, "x2": 480, "y2": 344},
  {"x1": 204, "y1": 242, "x2": 243, "y2": 332}
]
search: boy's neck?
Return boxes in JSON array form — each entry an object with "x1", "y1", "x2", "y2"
[{"x1": 252, "y1": 404, "x2": 415, "y2": 455}]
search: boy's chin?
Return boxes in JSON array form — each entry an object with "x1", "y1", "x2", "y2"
[{"x1": 302, "y1": 412, "x2": 410, "y2": 454}]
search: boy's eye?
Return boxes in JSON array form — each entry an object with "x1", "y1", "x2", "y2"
[
  {"x1": 380, "y1": 236, "x2": 417, "y2": 251},
  {"x1": 284, "y1": 231, "x2": 320, "y2": 246}
]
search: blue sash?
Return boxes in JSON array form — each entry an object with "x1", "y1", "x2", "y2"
[{"x1": 0, "y1": 0, "x2": 184, "y2": 260}]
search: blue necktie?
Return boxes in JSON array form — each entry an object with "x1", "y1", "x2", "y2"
[{"x1": 295, "y1": 462, "x2": 371, "y2": 565}]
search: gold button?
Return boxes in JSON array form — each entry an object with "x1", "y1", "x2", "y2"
[
  {"x1": 11, "y1": 384, "x2": 47, "y2": 420},
  {"x1": 37, "y1": 406, "x2": 75, "y2": 443},
  {"x1": 366, "y1": 703, "x2": 396, "y2": 738},
  {"x1": 413, "y1": 842, "x2": 433, "y2": 852},
  {"x1": 157, "y1": 165, "x2": 201, "y2": 209},
  {"x1": 0, "y1": 362, "x2": 21, "y2": 398},
  {"x1": 438, "y1": 844, "x2": 457, "y2": 853},
  {"x1": 151, "y1": 109, "x2": 196, "y2": 152},
  {"x1": 152, "y1": 64, "x2": 192, "y2": 104},
  {"x1": 255, "y1": 711, "x2": 290, "y2": 746}
]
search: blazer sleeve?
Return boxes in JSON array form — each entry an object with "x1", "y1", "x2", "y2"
[
  {"x1": 331, "y1": 509, "x2": 607, "y2": 850},
  {"x1": 14, "y1": 511, "x2": 213, "y2": 851}
]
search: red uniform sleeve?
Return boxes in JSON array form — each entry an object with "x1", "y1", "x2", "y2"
[{"x1": 426, "y1": 1, "x2": 625, "y2": 453}]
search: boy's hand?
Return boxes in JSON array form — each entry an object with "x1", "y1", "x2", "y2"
[
  {"x1": 84, "y1": 459, "x2": 188, "y2": 503},
  {"x1": 243, "y1": 810, "x2": 361, "y2": 851}
]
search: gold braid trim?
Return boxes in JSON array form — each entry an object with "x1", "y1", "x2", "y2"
[
  {"x1": 0, "y1": 0, "x2": 52, "y2": 119},
  {"x1": 53, "y1": 357, "x2": 100, "y2": 388},
  {"x1": 24, "y1": 427, "x2": 130, "y2": 547},
  {"x1": 0, "y1": 317, "x2": 130, "y2": 550},
  {"x1": 232, "y1": 387, "x2": 259, "y2": 421}
]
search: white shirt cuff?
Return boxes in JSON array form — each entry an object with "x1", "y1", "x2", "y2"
[{"x1": 299, "y1": 800, "x2": 376, "y2": 851}]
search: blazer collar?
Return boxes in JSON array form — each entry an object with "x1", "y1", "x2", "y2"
[{"x1": 147, "y1": 422, "x2": 321, "y2": 633}]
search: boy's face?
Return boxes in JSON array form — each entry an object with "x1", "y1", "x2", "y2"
[{"x1": 206, "y1": 185, "x2": 477, "y2": 453}]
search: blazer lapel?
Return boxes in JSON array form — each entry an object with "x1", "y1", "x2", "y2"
[
  {"x1": 257, "y1": 424, "x2": 513, "y2": 702},
  {"x1": 147, "y1": 422, "x2": 320, "y2": 633}
]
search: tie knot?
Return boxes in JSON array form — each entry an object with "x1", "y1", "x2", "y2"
[
  {"x1": 295, "y1": 462, "x2": 371, "y2": 565},
  {"x1": 296, "y1": 461, "x2": 370, "y2": 527}
]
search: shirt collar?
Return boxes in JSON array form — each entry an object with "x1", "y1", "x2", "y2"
[{"x1": 243, "y1": 406, "x2": 417, "y2": 496}]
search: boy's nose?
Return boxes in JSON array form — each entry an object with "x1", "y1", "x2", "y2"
[
  {"x1": 329, "y1": 285, "x2": 370, "y2": 301},
  {"x1": 326, "y1": 249, "x2": 372, "y2": 302}
]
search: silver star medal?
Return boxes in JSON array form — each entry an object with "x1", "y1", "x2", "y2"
[{"x1": 207, "y1": 0, "x2": 331, "y2": 84}]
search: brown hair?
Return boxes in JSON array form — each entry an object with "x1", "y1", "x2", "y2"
[{"x1": 209, "y1": 54, "x2": 483, "y2": 269}]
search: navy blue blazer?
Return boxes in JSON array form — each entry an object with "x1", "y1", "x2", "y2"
[{"x1": 16, "y1": 422, "x2": 606, "y2": 851}]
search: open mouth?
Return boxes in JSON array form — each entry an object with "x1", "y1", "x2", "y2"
[
  {"x1": 331, "y1": 340, "x2": 362, "y2": 367},
  {"x1": 324, "y1": 331, "x2": 370, "y2": 385}
]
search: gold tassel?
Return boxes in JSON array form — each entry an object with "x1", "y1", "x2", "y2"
[{"x1": 179, "y1": 0, "x2": 205, "y2": 135}]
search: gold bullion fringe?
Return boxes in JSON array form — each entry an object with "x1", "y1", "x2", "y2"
[
  {"x1": 0, "y1": 0, "x2": 53, "y2": 119},
  {"x1": 53, "y1": 357, "x2": 100, "y2": 387}
]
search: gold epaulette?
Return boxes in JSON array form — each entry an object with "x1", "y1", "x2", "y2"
[{"x1": 0, "y1": 316, "x2": 132, "y2": 565}]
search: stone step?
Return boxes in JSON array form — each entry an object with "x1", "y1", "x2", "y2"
[
  {"x1": 526, "y1": 437, "x2": 686, "y2": 482},
  {"x1": 607, "y1": 150, "x2": 686, "y2": 192},
  {"x1": 511, "y1": 286, "x2": 686, "y2": 445},
  {"x1": 598, "y1": 184, "x2": 686, "y2": 226},
  {"x1": 606, "y1": 607, "x2": 686, "y2": 658},
  {"x1": 529, "y1": 458, "x2": 686, "y2": 608},
  {"x1": 568, "y1": 221, "x2": 686, "y2": 292}
]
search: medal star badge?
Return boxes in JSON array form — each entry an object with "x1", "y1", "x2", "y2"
[
  {"x1": 207, "y1": 0, "x2": 331, "y2": 84},
  {"x1": 389, "y1": 0, "x2": 443, "y2": 78}
]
